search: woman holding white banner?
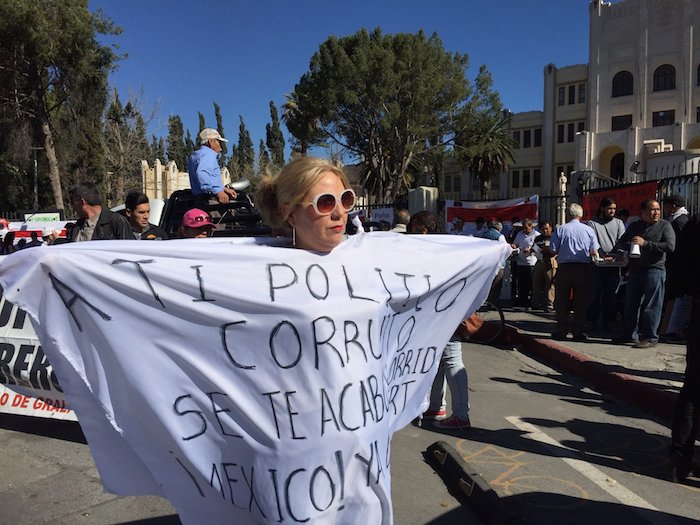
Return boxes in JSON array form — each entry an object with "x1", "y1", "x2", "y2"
[{"x1": 0, "y1": 156, "x2": 511, "y2": 525}]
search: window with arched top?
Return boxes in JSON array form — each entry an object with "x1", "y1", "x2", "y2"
[
  {"x1": 653, "y1": 64, "x2": 676, "y2": 91},
  {"x1": 612, "y1": 71, "x2": 633, "y2": 97}
]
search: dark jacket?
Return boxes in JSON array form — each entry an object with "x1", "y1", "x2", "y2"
[
  {"x1": 615, "y1": 218, "x2": 675, "y2": 272},
  {"x1": 137, "y1": 223, "x2": 169, "y2": 240},
  {"x1": 72, "y1": 208, "x2": 132, "y2": 241},
  {"x1": 675, "y1": 214, "x2": 700, "y2": 297}
]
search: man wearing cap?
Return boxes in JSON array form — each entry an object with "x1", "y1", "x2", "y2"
[
  {"x1": 662, "y1": 194, "x2": 690, "y2": 301},
  {"x1": 188, "y1": 128, "x2": 237, "y2": 210},
  {"x1": 179, "y1": 209, "x2": 215, "y2": 238},
  {"x1": 124, "y1": 191, "x2": 169, "y2": 240},
  {"x1": 42, "y1": 228, "x2": 60, "y2": 245}
]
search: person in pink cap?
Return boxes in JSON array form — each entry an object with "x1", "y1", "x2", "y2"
[{"x1": 179, "y1": 208, "x2": 214, "y2": 238}]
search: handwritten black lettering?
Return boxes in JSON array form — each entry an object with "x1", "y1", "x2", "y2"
[
  {"x1": 270, "y1": 321, "x2": 302, "y2": 369},
  {"x1": 173, "y1": 394, "x2": 207, "y2": 441},
  {"x1": 207, "y1": 392, "x2": 242, "y2": 439},
  {"x1": 191, "y1": 265, "x2": 215, "y2": 302},
  {"x1": 220, "y1": 321, "x2": 253, "y2": 369},
  {"x1": 305, "y1": 264, "x2": 329, "y2": 300},
  {"x1": 49, "y1": 273, "x2": 111, "y2": 332},
  {"x1": 268, "y1": 263, "x2": 298, "y2": 302}
]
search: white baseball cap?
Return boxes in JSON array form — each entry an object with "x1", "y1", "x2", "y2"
[{"x1": 199, "y1": 128, "x2": 228, "y2": 143}]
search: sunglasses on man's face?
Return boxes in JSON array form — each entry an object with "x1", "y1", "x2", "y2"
[{"x1": 305, "y1": 188, "x2": 356, "y2": 215}]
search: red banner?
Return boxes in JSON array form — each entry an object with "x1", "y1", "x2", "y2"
[
  {"x1": 445, "y1": 195, "x2": 539, "y2": 223},
  {"x1": 582, "y1": 181, "x2": 658, "y2": 220}
]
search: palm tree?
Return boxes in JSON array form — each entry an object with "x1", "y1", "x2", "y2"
[{"x1": 458, "y1": 111, "x2": 515, "y2": 198}]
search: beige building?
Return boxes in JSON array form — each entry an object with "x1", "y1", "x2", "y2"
[{"x1": 447, "y1": 0, "x2": 700, "y2": 219}]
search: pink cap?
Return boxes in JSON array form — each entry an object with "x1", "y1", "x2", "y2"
[{"x1": 182, "y1": 208, "x2": 214, "y2": 228}]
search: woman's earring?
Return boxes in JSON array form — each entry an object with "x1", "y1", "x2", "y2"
[{"x1": 292, "y1": 227, "x2": 296, "y2": 247}]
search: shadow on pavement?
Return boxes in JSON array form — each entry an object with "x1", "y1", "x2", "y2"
[{"x1": 0, "y1": 413, "x2": 86, "y2": 443}]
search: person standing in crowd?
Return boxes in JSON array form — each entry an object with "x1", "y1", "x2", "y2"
[
  {"x1": 482, "y1": 219, "x2": 509, "y2": 305},
  {"x1": 616, "y1": 208, "x2": 631, "y2": 227},
  {"x1": 550, "y1": 204, "x2": 599, "y2": 341},
  {"x1": 450, "y1": 216, "x2": 467, "y2": 235},
  {"x1": 662, "y1": 194, "x2": 690, "y2": 302},
  {"x1": 407, "y1": 210, "x2": 471, "y2": 430},
  {"x1": 41, "y1": 228, "x2": 60, "y2": 246},
  {"x1": 69, "y1": 182, "x2": 132, "y2": 242},
  {"x1": 669, "y1": 213, "x2": 700, "y2": 482},
  {"x1": 613, "y1": 199, "x2": 675, "y2": 348},
  {"x1": 1, "y1": 231, "x2": 16, "y2": 255},
  {"x1": 511, "y1": 218, "x2": 539, "y2": 308},
  {"x1": 531, "y1": 221, "x2": 557, "y2": 312},
  {"x1": 586, "y1": 197, "x2": 626, "y2": 331},
  {"x1": 179, "y1": 208, "x2": 215, "y2": 238},
  {"x1": 188, "y1": 128, "x2": 237, "y2": 211},
  {"x1": 124, "y1": 191, "x2": 169, "y2": 240},
  {"x1": 23, "y1": 231, "x2": 44, "y2": 248},
  {"x1": 390, "y1": 208, "x2": 410, "y2": 233}
]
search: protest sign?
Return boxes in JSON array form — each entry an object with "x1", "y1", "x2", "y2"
[
  {"x1": 581, "y1": 181, "x2": 658, "y2": 221},
  {"x1": 445, "y1": 196, "x2": 539, "y2": 226},
  {"x1": 0, "y1": 234, "x2": 510, "y2": 524},
  {"x1": 0, "y1": 289, "x2": 75, "y2": 420}
]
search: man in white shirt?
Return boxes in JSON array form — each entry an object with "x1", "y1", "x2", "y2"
[{"x1": 510, "y1": 218, "x2": 540, "y2": 307}]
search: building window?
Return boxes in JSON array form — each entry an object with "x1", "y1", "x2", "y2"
[
  {"x1": 612, "y1": 114, "x2": 633, "y2": 130},
  {"x1": 653, "y1": 64, "x2": 676, "y2": 91},
  {"x1": 523, "y1": 130, "x2": 531, "y2": 148},
  {"x1": 612, "y1": 71, "x2": 633, "y2": 97},
  {"x1": 696, "y1": 107, "x2": 700, "y2": 123},
  {"x1": 578, "y1": 84, "x2": 586, "y2": 104},
  {"x1": 533, "y1": 168, "x2": 541, "y2": 187},
  {"x1": 512, "y1": 170, "x2": 520, "y2": 189},
  {"x1": 652, "y1": 110, "x2": 675, "y2": 126},
  {"x1": 512, "y1": 130, "x2": 520, "y2": 148},
  {"x1": 557, "y1": 124, "x2": 564, "y2": 143},
  {"x1": 534, "y1": 128, "x2": 542, "y2": 147},
  {"x1": 568, "y1": 85, "x2": 576, "y2": 105},
  {"x1": 567, "y1": 123, "x2": 575, "y2": 142},
  {"x1": 522, "y1": 169, "x2": 531, "y2": 188},
  {"x1": 558, "y1": 86, "x2": 565, "y2": 106},
  {"x1": 577, "y1": 121, "x2": 585, "y2": 132}
]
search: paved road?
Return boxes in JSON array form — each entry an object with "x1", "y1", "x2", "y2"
[{"x1": 0, "y1": 411, "x2": 483, "y2": 525}]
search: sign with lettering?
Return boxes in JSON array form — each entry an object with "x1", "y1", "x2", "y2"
[
  {"x1": 0, "y1": 234, "x2": 509, "y2": 524},
  {"x1": 581, "y1": 181, "x2": 658, "y2": 221},
  {"x1": 445, "y1": 196, "x2": 539, "y2": 226},
  {"x1": 0, "y1": 290, "x2": 75, "y2": 420}
]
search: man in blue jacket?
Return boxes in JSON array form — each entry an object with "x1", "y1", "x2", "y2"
[{"x1": 188, "y1": 128, "x2": 237, "y2": 210}]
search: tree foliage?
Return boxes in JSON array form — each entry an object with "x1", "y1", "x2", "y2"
[
  {"x1": 213, "y1": 101, "x2": 228, "y2": 161},
  {"x1": 235, "y1": 116, "x2": 255, "y2": 179},
  {"x1": 103, "y1": 88, "x2": 150, "y2": 204},
  {"x1": 165, "y1": 115, "x2": 186, "y2": 170},
  {"x1": 289, "y1": 28, "x2": 506, "y2": 201},
  {"x1": 265, "y1": 101, "x2": 285, "y2": 167}
]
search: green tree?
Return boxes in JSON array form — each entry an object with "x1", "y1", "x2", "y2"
[
  {"x1": 184, "y1": 130, "x2": 195, "y2": 164},
  {"x1": 257, "y1": 139, "x2": 270, "y2": 177},
  {"x1": 290, "y1": 28, "x2": 502, "y2": 201},
  {"x1": 150, "y1": 135, "x2": 165, "y2": 162},
  {"x1": 282, "y1": 91, "x2": 323, "y2": 157},
  {"x1": 198, "y1": 112, "x2": 206, "y2": 134},
  {"x1": 213, "y1": 101, "x2": 228, "y2": 161},
  {"x1": 0, "y1": 0, "x2": 120, "y2": 211},
  {"x1": 165, "y1": 115, "x2": 187, "y2": 170},
  {"x1": 265, "y1": 101, "x2": 285, "y2": 167},
  {"x1": 236, "y1": 116, "x2": 255, "y2": 179},
  {"x1": 103, "y1": 88, "x2": 149, "y2": 204}
]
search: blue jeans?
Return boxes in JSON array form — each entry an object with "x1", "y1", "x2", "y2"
[
  {"x1": 429, "y1": 341, "x2": 470, "y2": 419},
  {"x1": 586, "y1": 265, "x2": 620, "y2": 324},
  {"x1": 623, "y1": 268, "x2": 665, "y2": 342}
]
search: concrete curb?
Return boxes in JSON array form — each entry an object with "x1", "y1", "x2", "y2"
[
  {"x1": 424, "y1": 441, "x2": 527, "y2": 525},
  {"x1": 502, "y1": 325, "x2": 677, "y2": 423}
]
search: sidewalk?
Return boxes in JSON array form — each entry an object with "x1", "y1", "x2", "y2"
[{"x1": 498, "y1": 307, "x2": 687, "y2": 423}]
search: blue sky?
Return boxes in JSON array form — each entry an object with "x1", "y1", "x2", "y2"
[{"x1": 89, "y1": 0, "x2": 591, "y2": 157}]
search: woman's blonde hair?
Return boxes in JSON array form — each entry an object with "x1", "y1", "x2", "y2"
[{"x1": 254, "y1": 156, "x2": 350, "y2": 234}]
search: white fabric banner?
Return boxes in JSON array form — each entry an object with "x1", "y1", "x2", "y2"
[{"x1": 0, "y1": 233, "x2": 510, "y2": 524}]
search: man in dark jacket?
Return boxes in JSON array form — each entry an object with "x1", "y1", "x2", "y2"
[
  {"x1": 613, "y1": 199, "x2": 675, "y2": 348},
  {"x1": 669, "y1": 214, "x2": 700, "y2": 481},
  {"x1": 124, "y1": 191, "x2": 168, "y2": 240},
  {"x1": 662, "y1": 194, "x2": 690, "y2": 301},
  {"x1": 69, "y1": 182, "x2": 132, "y2": 242}
]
